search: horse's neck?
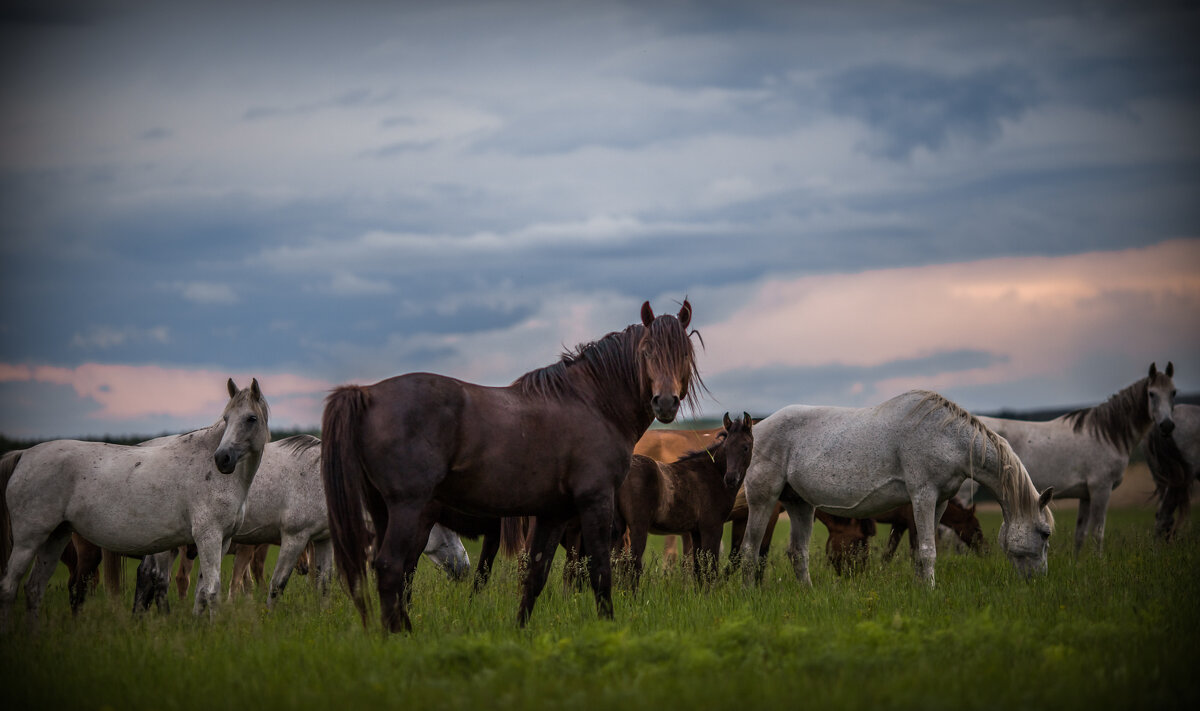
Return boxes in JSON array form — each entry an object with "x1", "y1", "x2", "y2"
[{"x1": 1069, "y1": 380, "x2": 1151, "y2": 456}]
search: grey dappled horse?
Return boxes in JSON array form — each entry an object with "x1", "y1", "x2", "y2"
[
  {"x1": 735, "y1": 390, "x2": 1053, "y2": 588},
  {"x1": 1, "y1": 379, "x2": 269, "y2": 629}
]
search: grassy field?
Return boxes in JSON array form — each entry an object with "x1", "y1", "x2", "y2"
[{"x1": 1, "y1": 507, "x2": 1197, "y2": 711}]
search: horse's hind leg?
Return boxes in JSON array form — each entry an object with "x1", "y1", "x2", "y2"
[
  {"x1": 472, "y1": 528, "x2": 502, "y2": 593},
  {"x1": 310, "y1": 539, "x2": 334, "y2": 599},
  {"x1": 517, "y1": 516, "x2": 570, "y2": 627},
  {"x1": 266, "y1": 535, "x2": 310, "y2": 608},
  {"x1": 1084, "y1": 487, "x2": 1113, "y2": 553},
  {"x1": 1073, "y1": 498, "x2": 1091, "y2": 554},
  {"x1": 374, "y1": 503, "x2": 435, "y2": 633},
  {"x1": 22, "y1": 525, "x2": 73, "y2": 629},
  {"x1": 778, "y1": 500, "x2": 815, "y2": 586}
]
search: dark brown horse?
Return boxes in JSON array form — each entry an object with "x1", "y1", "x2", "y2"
[
  {"x1": 877, "y1": 498, "x2": 988, "y2": 563},
  {"x1": 321, "y1": 301, "x2": 701, "y2": 632},
  {"x1": 617, "y1": 413, "x2": 753, "y2": 591}
]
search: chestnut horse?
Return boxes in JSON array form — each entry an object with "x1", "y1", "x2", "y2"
[{"x1": 321, "y1": 301, "x2": 701, "y2": 632}]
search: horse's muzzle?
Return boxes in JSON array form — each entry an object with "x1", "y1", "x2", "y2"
[
  {"x1": 214, "y1": 448, "x2": 239, "y2": 474},
  {"x1": 652, "y1": 394, "x2": 680, "y2": 423},
  {"x1": 1159, "y1": 420, "x2": 1176, "y2": 436}
]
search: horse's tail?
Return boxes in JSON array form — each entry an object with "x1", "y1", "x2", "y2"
[
  {"x1": 498, "y1": 516, "x2": 528, "y2": 557},
  {"x1": 0, "y1": 449, "x2": 24, "y2": 573},
  {"x1": 321, "y1": 385, "x2": 375, "y2": 627},
  {"x1": 101, "y1": 548, "x2": 124, "y2": 597}
]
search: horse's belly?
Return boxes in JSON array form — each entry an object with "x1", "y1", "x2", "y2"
[{"x1": 808, "y1": 479, "x2": 911, "y2": 518}]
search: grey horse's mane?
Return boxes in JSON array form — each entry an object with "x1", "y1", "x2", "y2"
[
  {"x1": 1062, "y1": 378, "x2": 1150, "y2": 454},
  {"x1": 909, "y1": 391, "x2": 1051, "y2": 528},
  {"x1": 275, "y1": 434, "x2": 320, "y2": 454}
]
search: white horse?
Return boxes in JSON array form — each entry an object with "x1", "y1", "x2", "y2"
[
  {"x1": 0, "y1": 378, "x2": 269, "y2": 628},
  {"x1": 138, "y1": 435, "x2": 471, "y2": 611},
  {"x1": 735, "y1": 390, "x2": 1054, "y2": 587},
  {"x1": 977, "y1": 362, "x2": 1176, "y2": 553},
  {"x1": 1145, "y1": 402, "x2": 1198, "y2": 539}
]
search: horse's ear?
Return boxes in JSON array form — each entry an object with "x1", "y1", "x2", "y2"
[
  {"x1": 678, "y1": 299, "x2": 691, "y2": 329},
  {"x1": 227, "y1": 378, "x2": 238, "y2": 399},
  {"x1": 1038, "y1": 487, "x2": 1054, "y2": 509},
  {"x1": 723, "y1": 412, "x2": 732, "y2": 430},
  {"x1": 743, "y1": 411, "x2": 753, "y2": 429},
  {"x1": 1149, "y1": 362, "x2": 1158, "y2": 378},
  {"x1": 969, "y1": 503, "x2": 977, "y2": 514},
  {"x1": 250, "y1": 378, "x2": 262, "y2": 400},
  {"x1": 1166, "y1": 361, "x2": 1174, "y2": 378},
  {"x1": 641, "y1": 301, "x2": 655, "y2": 327}
]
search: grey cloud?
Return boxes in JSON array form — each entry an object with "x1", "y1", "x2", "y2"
[
  {"x1": 705, "y1": 349, "x2": 1010, "y2": 414},
  {"x1": 825, "y1": 63, "x2": 1040, "y2": 160}
]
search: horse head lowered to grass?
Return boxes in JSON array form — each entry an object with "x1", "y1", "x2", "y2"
[
  {"x1": 736, "y1": 390, "x2": 1053, "y2": 588},
  {"x1": 321, "y1": 300, "x2": 702, "y2": 632}
]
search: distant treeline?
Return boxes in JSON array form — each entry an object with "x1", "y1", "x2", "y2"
[{"x1": 3, "y1": 394, "x2": 1196, "y2": 457}]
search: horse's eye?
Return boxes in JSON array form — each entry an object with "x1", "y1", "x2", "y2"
[
  {"x1": 247, "y1": 415, "x2": 258, "y2": 424},
  {"x1": 1172, "y1": 390, "x2": 1177, "y2": 398}
]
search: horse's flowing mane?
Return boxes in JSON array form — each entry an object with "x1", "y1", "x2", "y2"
[
  {"x1": 1062, "y1": 378, "x2": 1149, "y2": 454},
  {"x1": 910, "y1": 391, "x2": 1051, "y2": 527},
  {"x1": 512, "y1": 316, "x2": 703, "y2": 416}
]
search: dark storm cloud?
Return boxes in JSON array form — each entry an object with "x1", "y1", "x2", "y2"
[{"x1": 825, "y1": 63, "x2": 1041, "y2": 160}]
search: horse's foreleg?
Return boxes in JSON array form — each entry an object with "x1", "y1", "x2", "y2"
[
  {"x1": 909, "y1": 494, "x2": 939, "y2": 588},
  {"x1": 694, "y1": 525, "x2": 722, "y2": 586},
  {"x1": 778, "y1": 500, "x2": 814, "y2": 586},
  {"x1": 191, "y1": 532, "x2": 226, "y2": 618},
  {"x1": 266, "y1": 535, "x2": 310, "y2": 608},
  {"x1": 517, "y1": 517, "x2": 569, "y2": 627},
  {"x1": 624, "y1": 522, "x2": 650, "y2": 595},
  {"x1": 577, "y1": 498, "x2": 617, "y2": 620}
]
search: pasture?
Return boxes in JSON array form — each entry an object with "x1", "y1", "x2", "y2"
[{"x1": 2, "y1": 507, "x2": 1196, "y2": 710}]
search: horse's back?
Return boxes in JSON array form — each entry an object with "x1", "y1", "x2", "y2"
[
  {"x1": 235, "y1": 437, "x2": 324, "y2": 543},
  {"x1": 7, "y1": 437, "x2": 208, "y2": 554},
  {"x1": 977, "y1": 415, "x2": 1124, "y2": 496}
]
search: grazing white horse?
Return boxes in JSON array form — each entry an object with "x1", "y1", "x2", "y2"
[
  {"x1": 1145, "y1": 402, "x2": 1199, "y2": 539},
  {"x1": 736, "y1": 390, "x2": 1054, "y2": 587},
  {"x1": 0, "y1": 378, "x2": 269, "y2": 628},
  {"x1": 978, "y1": 362, "x2": 1176, "y2": 553}
]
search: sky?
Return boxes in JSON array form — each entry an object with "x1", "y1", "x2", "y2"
[{"x1": 1, "y1": 0, "x2": 1198, "y2": 439}]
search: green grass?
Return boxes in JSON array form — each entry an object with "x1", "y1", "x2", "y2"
[{"x1": 2, "y1": 508, "x2": 1197, "y2": 711}]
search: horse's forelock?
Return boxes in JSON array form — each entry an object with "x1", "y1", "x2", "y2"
[
  {"x1": 225, "y1": 384, "x2": 270, "y2": 424},
  {"x1": 639, "y1": 313, "x2": 706, "y2": 410}
]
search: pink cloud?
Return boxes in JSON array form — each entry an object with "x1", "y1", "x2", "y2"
[
  {"x1": 0, "y1": 362, "x2": 333, "y2": 426},
  {"x1": 703, "y1": 239, "x2": 1200, "y2": 398}
]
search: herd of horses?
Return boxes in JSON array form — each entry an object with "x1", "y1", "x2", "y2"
[{"x1": 0, "y1": 300, "x2": 1194, "y2": 634}]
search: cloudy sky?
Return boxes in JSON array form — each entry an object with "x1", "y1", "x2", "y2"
[{"x1": 1, "y1": 1, "x2": 1198, "y2": 439}]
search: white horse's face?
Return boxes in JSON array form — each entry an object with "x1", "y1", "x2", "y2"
[
  {"x1": 215, "y1": 378, "x2": 270, "y2": 475},
  {"x1": 999, "y1": 488, "x2": 1053, "y2": 579},
  {"x1": 1146, "y1": 361, "x2": 1177, "y2": 436},
  {"x1": 424, "y1": 525, "x2": 470, "y2": 581}
]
